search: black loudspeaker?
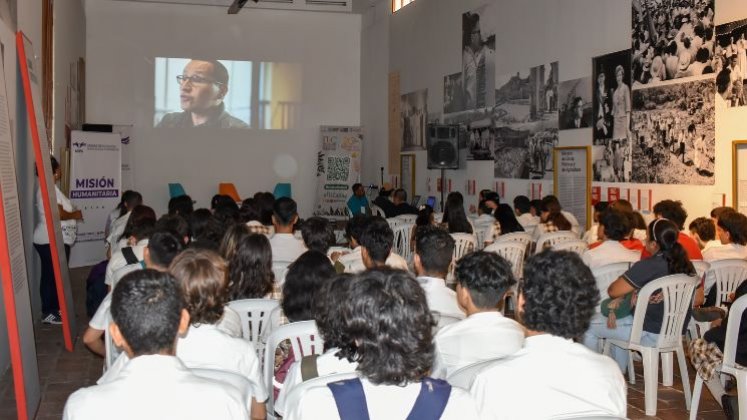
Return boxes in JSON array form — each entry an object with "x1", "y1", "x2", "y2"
[{"x1": 426, "y1": 124, "x2": 459, "y2": 169}]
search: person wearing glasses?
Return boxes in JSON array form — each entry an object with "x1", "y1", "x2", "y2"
[{"x1": 157, "y1": 59, "x2": 249, "y2": 128}]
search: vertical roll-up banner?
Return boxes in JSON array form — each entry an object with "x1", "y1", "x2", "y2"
[
  {"x1": 68, "y1": 130, "x2": 121, "y2": 268},
  {"x1": 17, "y1": 31, "x2": 76, "y2": 350},
  {"x1": 313, "y1": 126, "x2": 363, "y2": 220}
]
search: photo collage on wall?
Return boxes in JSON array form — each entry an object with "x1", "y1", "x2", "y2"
[{"x1": 715, "y1": 17, "x2": 747, "y2": 108}]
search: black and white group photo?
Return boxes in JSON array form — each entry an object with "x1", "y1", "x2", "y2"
[
  {"x1": 558, "y1": 76, "x2": 593, "y2": 130},
  {"x1": 592, "y1": 138, "x2": 632, "y2": 183},
  {"x1": 493, "y1": 120, "x2": 558, "y2": 180},
  {"x1": 400, "y1": 89, "x2": 428, "y2": 152},
  {"x1": 462, "y1": 5, "x2": 495, "y2": 110},
  {"x1": 593, "y1": 49, "x2": 632, "y2": 145},
  {"x1": 715, "y1": 17, "x2": 747, "y2": 108},
  {"x1": 467, "y1": 120, "x2": 496, "y2": 161},
  {"x1": 444, "y1": 72, "x2": 465, "y2": 114},
  {"x1": 631, "y1": 0, "x2": 716, "y2": 87},
  {"x1": 631, "y1": 76, "x2": 715, "y2": 185}
]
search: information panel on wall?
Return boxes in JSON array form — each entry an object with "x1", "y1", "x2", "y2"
[
  {"x1": 553, "y1": 146, "x2": 591, "y2": 231},
  {"x1": 313, "y1": 126, "x2": 363, "y2": 220},
  {"x1": 734, "y1": 140, "x2": 747, "y2": 216}
]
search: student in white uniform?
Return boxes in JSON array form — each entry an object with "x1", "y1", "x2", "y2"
[
  {"x1": 431, "y1": 252, "x2": 524, "y2": 379},
  {"x1": 581, "y1": 208, "x2": 642, "y2": 269},
  {"x1": 414, "y1": 226, "x2": 465, "y2": 320},
  {"x1": 84, "y1": 230, "x2": 184, "y2": 358},
  {"x1": 470, "y1": 250, "x2": 627, "y2": 419},
  {"x1": 104, "y1": 208, "x2": 156, "y2": 289},
  {"x1": 708, "y1": 210, "x2": 747, "y2": 261},
  {"x1": 583, "y1": 201, "x2": 609, "y2": 245},
  {"x1": 689, "y1": 216, "x2": 723, "y2": 256},
  {"x1": 544, "y1": 194, "x2": 581, "y2": 234},
  {"x1": 63, "y1": 270, "x2": 249, "y2": 420},
  {"x1": 286, "y1": 269, "x2": 479, "y2": 420},
  {"x1": 275, "y1": 274, "x2": 358, "y2": 416},
  {"x1": 336, "y1": 215, "x2": 408, "y2": 273},
  {"x1": 513, "y1": 195, "x2": 539, "y2": 231},
  {"x1": 108, "y1": 205, "x2": 157, "y2": 260},
  {"x1": 269, "y1": 197, "x2": 307, "y2": 264},
  {"x1": 104, "y1": 191, "x2": 142, "y2": 241}
]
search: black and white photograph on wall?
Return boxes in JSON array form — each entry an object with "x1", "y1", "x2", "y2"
[
  {"x1": 462, "y1": 5, "x2": 496, "y2": 110},
  {"x1": 715, "y1": 18, "x2": 747, "y2": 108},
  {"x1": 466, "y1": 117, "x2": 495, "y2": 161},
  {"x1": 558, "y1": 76, "x2": 593, "y2": 130},
  {"x1": 631, "y1": 0, "x2": 715, "y2": 87},
  {"x1": 444, "y1": 72, "x2": 465, "y2": 114},
  {"x1": 592, "y1": 139, "x2": 632, "y2": 183},
  {"x1": 593, "y1": 49, "x2": 632, "y2": 145},
  {"x1": 400, "y1": 89, "x2": 427, "y2": 152},
  {"x1": 631, "y1": 76, "x2": 715, "y2": 185},
  {"x1": 442, "y1": 107, "x2": 490, "y2": 150},
  {"x1": 493, "y1": 120, "x2": 558, "y2": 180},
  {"x1": 529, "y1": 62, "x2": 559, "y2": 122},
  {"x1": 494, "y1": 70, "x2": 532, "y2": 124}
]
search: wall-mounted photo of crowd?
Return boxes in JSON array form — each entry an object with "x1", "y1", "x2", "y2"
[{"x1": 716, "y1": 17, "x2": 747, "y2": 108}]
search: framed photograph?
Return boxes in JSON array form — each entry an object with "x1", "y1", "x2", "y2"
[
  {"x1": 400, "y1": 154, "x2": 416, "y2": 200},
  {"x1": 733, "y1": 140, "x2": 747, "y2": 215},
  {"x1": 553, "y1": 146, "x2": 592, "y2": 230}
]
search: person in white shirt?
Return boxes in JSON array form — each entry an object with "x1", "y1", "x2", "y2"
[
  {"x1": 582, "y1": 208, "x2": 642, "y2": 270},
  {"x1": 689, "y1": 216, "x2": 723, "y2": 257},
  {"x1": 470, "y1": 250, "x2": 626, "y2": 419},
  {"x1": 583, "y1": 201, "x2": 609, "y2": 245},
  {"x1": 104, "y1": 218, "x2": 153, "y2": 289},
  {"x1": 414, "y1": 226, "x2": 465, "y2": 320},
  {"x1": 286, "y1": 269, "x2": 479, "y2": 420},
  {"x1": 108, "y1": 205, "x2": 157, "y2": 260},
  {"x1": 104, "y1": 190, "x2": 142, "y2": 240},
  {"x1": 33, "y1": 156, "x2": 83, "y2": 325},
  {"x1": 707, "y1": 210, "x2": 747, "y2": 261},
  {"x1": 431, "y1": 251, "x2": 524, "y2": 379},
  {"x1": 275, "y1": 274, "x2": 358, "y2": 416},
  {"x1": 269, "y1": 197, "x2": 307, "y2": 264},
  {"x1": 336, "y1": 215, "x2": 408, "y2": 273},
  {"x1": 63, "y1": 269, "x2": 249, "y2": 420},
  {"x1": 513, "y1": 195, "x2": 539, "y2": 231},
  {"x1": 473, "y1": 199, "x2": 497, "y2": 245}
]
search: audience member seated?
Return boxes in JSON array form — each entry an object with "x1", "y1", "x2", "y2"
[
  {"x1": 211, "y1": 194, "x2": 237, "y2": 213},
  {"x1": 711, "y1": 206, "x2": 735, "y2": 225},
  {"x1": 275, "y1": 274, "x2": 358, "y2": 416},
  {"x1": 473, "y1": 199, "x2": 498, "y2": 246},
  {"x1": 513, "y1": 195, "x2": 539, "y2": 230},
  {"x1": 85, "y1": 230, "x2": 183, "y2": 357},
  {"x1": 470, "y1": 250, "x2": 626, "y2": 419},
  {"x1": 105, "y1": 190, "x2": 142, "y2": 242},
  {"x1": 689, "y1": 216, "x2": 723, "y2": 256},
  {"x1": 104, "y1": 208, "x2": 156, "y2": 289},
  {"x1": 286, "y1": 269, "x2": 479, "y2": 419},
  {"x1": 213, "y1": 200, "x2": 241, "y2": 227},
  {"x1": 300, "y1": 216, "x2": 336, "y2": 254},
  {"x1": 583, "y1": 219, "x2": 699, "y2": 371},
  {"x1": 337, "y1": 215, "x2": 408, "y2": 273},
  {"x1": 188, "y1": 208, "x2": 224, "y2": 251},
  {"x1": 64, "y1": 270, "x2": 248, "y2": 420},
  {"x1": 583, "y1": 201, "x2": 609, "y2": 244},
  {"x1": 167, "y1": 194, "x2": 194, "y2": 218},
  {"x1": 609, "y1": 199, "x2": 648, "y2": 242},
  {"x1": 218, "y1": 224, "x2": 250, "y2": 262},
  {"x1": 440, "y1": 192, "x2": 474, "y2": 234},
  {"x1": 228, "y1": 233, "x2": 277, "y2": 300},
  {"x1": 582, "y1": 208, "x2": 642, "y2": 269},
  {"x1": 651, "y1": 199, "x2": 703, "y2": 261},
  {"x1": 270, "y1": 197, "x2": 307, "y2": 264},
  {"x1": 107, "y1": 204, "x2": 156, "y2": 262},
  {"x1": 240, "y1": 198, "x2": 274, "y2": 236},
  {"x1": 414, "y1": 226, "x2": 465, "y2": 320},
  {"x1": 707, "y1": 210, "x2": 747, "y2": 261},
  {"x1": 543, "y1": 195, "x2": 580, "y2": 234},
  {"x1": 532, "y1": 196, "x2": 573, "y2": 242},
  {"x1": 373, "y1": 188, "x2": 418, "y2": 218},
  {"x1": 493, "y1": 203, "x2": 524, "y2": 236},
  {"x1": 431, "y1": 252, "x2": 524, "y2": 379},
  {"x1": 347, "y1": 183, "x2": 370, "y2": 216}
]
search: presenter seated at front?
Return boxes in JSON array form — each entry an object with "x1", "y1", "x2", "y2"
[
  {"x1": 157, "y1": 59, "x2": 249, "y2": 129},
  {"x1": 63, "y1": 269, "x2": 248, "y2": 420},
  {"x1": 346, "y1": 183, "x2": 370, "y2": 216}
]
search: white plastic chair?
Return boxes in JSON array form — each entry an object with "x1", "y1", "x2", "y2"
[
  {"x1": 451, "y1": 233, "x2": 476, "y2": 262},
  {"x1": 690, "y1": 294, "x2": 747, "y2": 420},
  {"x1": 688, "y1": 260, "x2": 711, "y2": 340},
  {"x1": 535, "y1": 231, "x2": 578, "y2": 254},
  {"x1": 484, "y1": 241, "x2": 526, "y2": 281},
  {"x1": 386, "y1": 217, "x2": 402, "y2": 230},
  {"x1": 191, "y1": 367, "x2": 259, "y2": 411},
  {"x1": 494, "y1": 231, "x2": 532, "y2": 247},
  {"x1": 263, "y1": 320, "x2": 324, "y2": 419},
  {"x1": 706, "y1": 259, "x2": 747, "y2": 309},
  {"x1": 603, "y1": 274, "x2": 699, "y2": 416},
  {"x1": 446, "y1": 358, "x2": 501, "y2": 390},
  {"x1": 228, "y1": 299, "x2": 280, "y2": 357},
  {"x1": 552, "y1": 239, "x2": 588, "y2": 256},
  {"x1": 394, "y1": 214, "x2": 418, "y2": 224},
  {"x1": 371, "y1": 205, "x2": 386, "y2": 218},
  {"x1": 692, "y1": 260, "x2": 710, "y2": 282},
  {"x1": 281, "y1": 372, "x2": 359, "y2": 418},
  {"x1": 591, "y1": 262, "x2": 632, "y2": 305},
  {"x1": 472, "y1": 222, "x2": 494, "y2": 250},
  {"x1": 391, "y1": 223, "x2": 415, "y2": 263}
]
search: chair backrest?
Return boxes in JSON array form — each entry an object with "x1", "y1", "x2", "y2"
[
  {"x1": 591, "y1": 262, "x2": 632, "y2": 304},
  {"x1": 446, "y1": 358, "x2": 501, "y2": 390},
  {"x1": 168, "y1": 182, "x2": 186, "y2": 199},
  {"x1": 371, "y1": 205, "x2": 386, "y2": 218},
  {"x1": 394, "y1": 214, "x2": 418, "y2": 224},
  {"x1": 722, "y1": 294, "x2": 747, "y2": 372},
  {"x1": 451, "y1": 233, "x2": 476, "y2": 262},
  {"x1": 191, "y1": 367, "x2": 257, "y2": 408},
  {"x1": 707, "y1": 259, "x2": 747, "y2": 308},
  {"x1": 629, "y1": 274, "x2": 699, "y2": 350},
  {"x1": 282, "y1": 372, "x2": 359, "y2": 418},
  {"x1": 691, "y1": 260, "x2": 710, "y2": 280},
  {"x1": 273, "y1": 183, "x2": 292, "y2": 199},
  {"x1": 104, "y1": 313, "x2": 121, "y2": 370},
  {"x1": 263, "y1": 321, "x2": 324, "y2": 413},
  {"x1": 227, "y1": 299, "x2": 280, "y2": 347},
  {"x1": 551, "y1": 239, "x2": 588, "y2": 255},
  {"x1": 272, "y1": 261, "x2": 291, "y2": 287},
  {"x1": 218, "y1": 182, "x2": 241, "y2": 203},
  {"x1": 535, "y1": 231, "x2": 577, "y2": 254},
  {"x1": 391, "y1": 223, "x2": 415, "y2": 262},
  {"x1": 484, "y1": 241, "x2": 526, "y2": 280}
]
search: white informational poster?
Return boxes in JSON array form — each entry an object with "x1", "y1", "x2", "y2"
[
  {"x1": 313, "y1": 126, "x2": 363, "y2": 220},
  {"x1": 112, "y1": 124, "x2": 133, "y2": 190},
  {"x1": 68, "y1": 131, "x2": 121, "y2": 268},
  {"x1": 554, "y1": 147, "x2": 590, "y2": 231}
]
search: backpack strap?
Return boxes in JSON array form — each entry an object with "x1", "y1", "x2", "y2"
[
  {"x1": 327, "y1": 378, "x2": 370, "y2": 420},
  {"x1": 405, "y1": 377, "x2": 452, "y2": 420},
  {"x1": 121, "y1": 247, "x2": 139, "y2": 265},
  {"x1": 300, "y1": 354, "x2": 320, "y2": 382}
]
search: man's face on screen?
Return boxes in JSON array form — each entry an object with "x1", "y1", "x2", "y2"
[{"x1": 179, "y1": 60, "x2": 224, "y2": 113}]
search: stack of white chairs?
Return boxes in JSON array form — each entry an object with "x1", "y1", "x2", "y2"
[
  {"x1": 228, "y1": 299, "x2": 280, "y2": 359},
  {"x1": 534, "y1": 231, "x2": 578, "y2": 254}
]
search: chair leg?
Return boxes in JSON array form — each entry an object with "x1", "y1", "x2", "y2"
[
  {"x1": 628, "y1": 351, "x2": 636, "y2": 385},
  {"x1": 662, "y1": 352, "x2": 674, "y2": 386},
  {"x1": 642, "y1": 348, "x2": 660, "y2": 416},
  {"x1": 689, "y1": 375, "x2": 703, "y2": 420},
  {"x1": 677, "y1": 347, "x2": 692, "y2": 411}
]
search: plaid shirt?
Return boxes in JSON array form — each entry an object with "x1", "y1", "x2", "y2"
[
  {"x1": 246, "y1": 222, "x2": 274, "y2": 236},
  {"x1": 689, "y1": 338, "x2": 723, "y2": 381}
]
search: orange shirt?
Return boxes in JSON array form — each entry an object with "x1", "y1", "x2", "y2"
[
  {"x1": 640, "y1": 232, "x2": 703, "y2": 260},
  {"x1": 589, "y1": 238, "x2": 645, "y2": 254}
]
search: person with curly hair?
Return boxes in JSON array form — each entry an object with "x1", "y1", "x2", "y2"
[
  {"x1": 583, "y1": 218, "x2": 698, "y2": 372},
  {"x1": 707, "y1": 210, "x2": 747, "y2": 261},
  {"x1": 414, "y1": 226, "x2": 465, "y2": 320},
  {"x1": 651, "y1": 199, "x2": 703, "y2": 260},
  {"x1": 431, "y1": 252, "x2": 524, "y2": 379},
  {"x1": 470, "y1": 250, "x2": 626, "y2": 419},
  {"x1": 286, "y1": 268, "x2": 479, "y2": 419},
  {"x1": 689, "y1": 216, "x2": 721, "y2": 253},
  {"x1": 227, "y1": 233, "x2": 276, "y2": 300},
  {"x1": 581, "y1": 208, "x2": 642, "y2": 269},
  {"x1": 274, "y1": 274, "x2": 358, "y2": 416}
]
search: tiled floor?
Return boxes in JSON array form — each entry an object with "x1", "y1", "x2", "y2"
[{"x1": 0, "y1": 266, "x2": 731, "y2": 419}]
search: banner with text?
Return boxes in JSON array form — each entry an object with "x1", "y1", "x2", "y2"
[
  {"x1": 68, "y1": 131, "x2": 121, "y2": 267},
  {"x1": 554, "y1": 147, "x2": 591, "y2": 231},
  {"x1": 313, "y1": 126, "x2": 362, "y2": 220}
]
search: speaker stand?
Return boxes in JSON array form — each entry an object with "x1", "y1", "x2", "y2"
[{"x1": 440, "y1": 168, "x2": 446, "y2": 212}]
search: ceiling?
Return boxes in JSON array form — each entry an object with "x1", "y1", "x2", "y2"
[{"x1": 108, "y1": 0, "x2": 370, "y2": 13}]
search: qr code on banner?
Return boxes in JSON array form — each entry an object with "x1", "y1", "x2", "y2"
[{"x1": 327, "y1": 156, "x2": 350, "y2": 182}]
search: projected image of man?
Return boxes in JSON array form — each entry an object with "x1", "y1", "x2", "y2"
[{"x1": 157, "y1": 59, "x2": 249, "y2": 128}]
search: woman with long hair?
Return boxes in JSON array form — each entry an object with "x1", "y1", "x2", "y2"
[
  {"x1": 531, "y1": 198, "x2": 572, "y2": 241},
  {"x1": 227, "y1": 234, "x2": 276, "y2": 300},
  {"x1": 494, "y1": 203, "x2": 524, "y2": 235},
  {"x1": 441, "y1": 192, "x2": 473, "y2": 234}
]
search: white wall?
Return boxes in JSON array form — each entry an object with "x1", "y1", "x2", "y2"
[
  {"x1": 361, "y1": 0, "x2": 747, "y2": 224},
  {"x1": 85, "y1": 0, "x2": 361, "y2": 216}
]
